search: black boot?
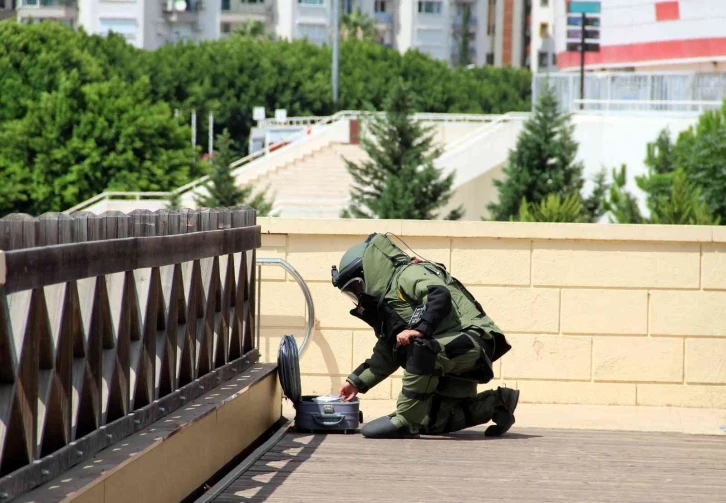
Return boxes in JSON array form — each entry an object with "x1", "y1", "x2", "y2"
[
  {"x1": 484, "y1": 387, "x2": 520, "y2": 437},
  {"x1": 361, "y1": 415, "x2": 420, "y2": 439}
]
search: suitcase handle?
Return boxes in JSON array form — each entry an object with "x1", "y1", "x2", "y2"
[{"x1": 312, "y1": 413, "x2": 346, "y2": 427}]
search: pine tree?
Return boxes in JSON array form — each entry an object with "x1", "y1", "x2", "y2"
[
  {"x1": 516, "y1": 193, "x2": 587, "y2": 223},
  {"x1": 603, "y1": 165, "x2": 644, "y2": 224},
  {"x1": 196, "y1": 129, "x2": 274, "y2": 214},
  {"x1": 487, "y1": 83, "x2": 586, "y2": 221},
  {"x1": 341, "y1": 79, "x2": 463, "y2": 220},
  {"x1": 635, "y1": 128, "x2": 678, "y2": 215},
  {"x1": 649, "y1": 168, "x2": 719, "y2": 225}
]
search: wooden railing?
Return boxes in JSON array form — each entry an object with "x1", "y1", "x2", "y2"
[{"x1": 0, "y1": 207, "x2": 261, "y2": 498}]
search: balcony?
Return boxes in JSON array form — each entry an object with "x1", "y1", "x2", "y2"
[
  {"x1": 374, "y1": 11, "x2": 392, "y2": 24},
  {"x1": 16, "y1": 0, "x2": 77, "y2": 21},
  {"x1": 163, "y1": 0, "x2": 203, "y2": 13}
]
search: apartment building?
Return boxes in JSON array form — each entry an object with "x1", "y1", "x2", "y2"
[
  {"x1": 12, "y1": 0, "x2": 218, "y2": 49},
  {"x1": 530, "y1": 0, "x2": 555, "y2": 72},
  {"x1": 5, "y1": 0, "x2": 538, "y2": 69}
]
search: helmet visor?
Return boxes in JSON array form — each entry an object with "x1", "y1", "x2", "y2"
[{"x1": 340, "y1": 277, "x2": 365, "y2": 303}]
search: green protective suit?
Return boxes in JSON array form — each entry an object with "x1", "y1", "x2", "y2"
[{"x1": 344, "y1": 234, "x2": 512, "y2": 434}]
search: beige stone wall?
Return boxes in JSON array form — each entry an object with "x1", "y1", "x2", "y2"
[{"x1": 257, "y1": 218, "x2": 726, "y2": 409}]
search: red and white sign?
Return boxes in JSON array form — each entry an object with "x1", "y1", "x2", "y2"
[{"x1": 555, "y1": 0, "x2": 726, "y2": 69}]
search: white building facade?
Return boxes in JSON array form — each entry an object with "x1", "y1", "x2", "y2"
[
  {"x1": 552, "y1": 0, "x2": 726, "y2": 72},
  {"x1": 9, "y1": 0, "x2": 538, "y2": 68}
]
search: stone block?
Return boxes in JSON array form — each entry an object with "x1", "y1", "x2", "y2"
[
  {"x1": 593, "y1": 336, "x2": 683, "y2": 382},
  {"x1": 561, "y1": 289, "x2": 647, "y2": 335},
  {"x1": 258, "y1": 234, "x2": 287, "y2": 280},
  {"x1": 532, "y1": 241, "x2": 700, "y2": 289},
  {"x1": 650, "y1": 291, "x2": 726, "y2": 336},
  {"x1": 501, "y1": 334, "x2": 592, "y2": 380},
  {"x1": 468, "y1": 287, "x2": 560, "y2": 333},
  {"x1": 685, "y1": 338, "x2": 726, "y2": 384},
  {"x1": 259, "y1": 281, "x2": 306, "y2": 327},
  {"x1": 516, "y1": 381, "x2": 636, "y2": 405},
  {"x1": 637, "y1": 384, "x2": 726, "y2": 408},
  {"x1": 299, "y1": 330, "x2": 354, "y2": 375},
  {"x1": 703, "y1": 244, "x2": 726, "y2": 290},
  {"x1": 451, "y1": 238, "x2": 530, "y2": 286}
]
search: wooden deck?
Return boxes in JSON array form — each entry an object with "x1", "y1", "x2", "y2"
[{"x1": 210, "y1": 426, "x2": 726, "y2": 502}]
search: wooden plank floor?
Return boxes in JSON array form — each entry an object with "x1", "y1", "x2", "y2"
[{"x1": 213, "y1": 426, "x2": 726, "y2": 502}]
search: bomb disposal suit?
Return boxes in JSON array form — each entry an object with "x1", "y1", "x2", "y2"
[{"x1": 331, "y1": 233, "x2": 520, "y2": 439}]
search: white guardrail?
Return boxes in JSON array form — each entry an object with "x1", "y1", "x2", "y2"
[{"x1": 64, "y1": 111, "x2": 506, "y2": 214}]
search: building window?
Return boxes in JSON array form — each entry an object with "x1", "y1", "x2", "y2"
[
  {"x1": 298, "y1": 0, "x2": 324, "y2": 5},
  {"x1": 551, "y1": 53, "x2": 557, "y2": 65},
  {"x1": 297, "y1": 23, "x2": 327, "y2": 44},
  {"x1": 374, "y1": 0, "x2": 386, "y2": 12},
  {"x1": 221, "y1": 22, "x2": 231, "y2": 33},
  {"x1": 486, "y1": 52, "x2": 494, "y2": 65},
  {"x1": 221, "y1": 0, "x2": 230, "y2": 10},
  {"x1": 242, "y1": 0, "x2": 264, "y2": 3},
  {"x1": 99, "y1": 18, "x2": 137, "y2": 41},
  {"x1": 418, "y1": 1, "x2": 441, "y2": 14},
  {"x1": 539, "y1": 22, "x2": 548, "y2": 38},
  {"x1": 537, "y1": 51, "x2": 548, "y2": 69},
  {"x1": 540, "y1": 0, "x2": 548, "y2": 6}
]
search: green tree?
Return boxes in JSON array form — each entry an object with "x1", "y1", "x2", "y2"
[
  {"x1": 648, "y1": 168, "x2": 719, "y2": 225},
  {"x1": 340, "y1": 11, "x2": 378, "y2": 41},
  {"x1": 516, "y1": 193, "x2": 587, "y2": 223},
  {"x1": 341, "y1": 79, "x2": 462, "y2": 220},
  {"x1": 668, "y1": 104, "x2": 726, "y2": 222},
  {"x1": 0, "y1": 74, "x2": 199, "y2": 216},
  {"x1": 233, "y1": 20, "x2": 273, "y2": 40},
  {"x1": 603, "y1": 165, "x2": 644, "y2": 224},
  {"x1": 487, "y1": 83, "x2": 589, "y2": 221},
  {"x1": 455, "y1": 3, "x2": 473, "y2": 67},
  {"x1": 195, "y1": 129, "x2": 273, "y2": 214}
]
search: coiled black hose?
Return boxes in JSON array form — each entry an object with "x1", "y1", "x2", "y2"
[{"x1": 277, "y1": 334, "x2": 302, "y2": 404}]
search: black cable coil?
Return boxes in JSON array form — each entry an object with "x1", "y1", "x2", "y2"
[{"x1": 277, "y1": 334, "x2": 302, "y2": 404}]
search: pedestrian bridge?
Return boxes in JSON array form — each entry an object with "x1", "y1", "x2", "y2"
[{"x1": 1, "y1": 209, "x2": 725, "y2": 502}]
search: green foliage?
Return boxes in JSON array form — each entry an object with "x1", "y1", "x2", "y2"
[
  {"x1": 195, "y1": 129, "x2": 273, "y2": 214},
  {"x1": 232, "y1": 20, "x2": 273, "y2": 40},
  {"x1": 488, "y1": 83, "x2": 599, "y2": 221},
  {"x1": 516, "y1": 193, "x2": 586, "y2": 223},
  {"x1": 648, "y1": 169, "x2": 719, "y2": 225},
  {"x1": 0, "y1": 20, "x2": 532, "y2": 215},
  {"x1": 668, "y1": 104, "x2": 726, "y2": 222},
  {"x1": 0, "y1": 73, "x2": 198, "y2": 215},
  {"x1": 341, "y1": 79, "x2": 462, "y2": 220},
  {"x1": 340, "y1": 11, "x2": 378, "y2": 41},
  {"x1": 603, "y1": 165, "x2": 644, "y2": 224},
  {"x1": 146, "y1": 38, "x2": 531, "y2": 154}
]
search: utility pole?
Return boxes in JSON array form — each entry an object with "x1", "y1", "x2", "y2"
[
  {"x1": 332, "y1": 0, "x2": 339, "y2": 106},
  {"x1": 579, "y1": 12, "x2": 586, "y2": 110}
]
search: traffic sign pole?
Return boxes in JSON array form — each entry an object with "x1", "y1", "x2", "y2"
[{"x1": 580, "y1": 12, "x2": 586, "y2": 109}]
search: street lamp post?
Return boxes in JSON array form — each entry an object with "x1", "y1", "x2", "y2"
[{"x1": 332, "y1": 0, "x2": 339, "y2": 105}]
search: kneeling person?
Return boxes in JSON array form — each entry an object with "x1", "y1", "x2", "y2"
[{"x1": 331, "y1": 233, "x2": 519, "y2": 439}]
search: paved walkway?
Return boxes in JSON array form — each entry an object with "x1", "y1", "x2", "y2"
[{"x1": 212, "y1": 426, "x2": 726, "y2": 502}]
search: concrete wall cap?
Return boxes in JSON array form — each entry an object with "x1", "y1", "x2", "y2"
[{"x1": 260, "y1": 218, "x2": 718, "y2": 243}]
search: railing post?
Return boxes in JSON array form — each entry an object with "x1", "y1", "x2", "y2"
[{"x1": 0, "y1": 214, "x2": 39, "y2": 251}]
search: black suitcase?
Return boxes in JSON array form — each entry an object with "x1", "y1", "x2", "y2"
[{"x1": 277, "y1": 334, "x2": 362, "y2": 433}]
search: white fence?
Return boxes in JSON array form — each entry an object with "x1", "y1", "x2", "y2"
[{"x1": 534, "y1": 72, "x2": 726, "y2": 113}]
